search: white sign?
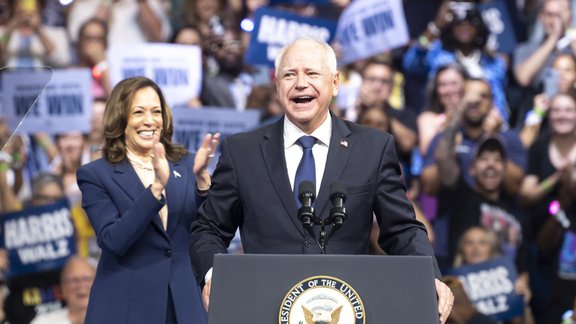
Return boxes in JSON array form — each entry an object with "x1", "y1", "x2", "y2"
[
  {"x1": 108, "y1": 43, "x2": 202, "y2": 107},
  {"x1": 2, "y1": 68, "x2": 92, "y2": 134},
  {"x1": 335, "y1": 0, "x2": 409, "y2": 65}
]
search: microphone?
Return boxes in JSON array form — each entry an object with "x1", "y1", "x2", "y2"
[
  {"x1": 297, "y1": 181, "x2": 316, "y2": 230},
  {"x1": 329, "y1": 181, "x2": 347, "y2": 228}
]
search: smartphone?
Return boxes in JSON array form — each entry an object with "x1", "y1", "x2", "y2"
[
  {"x1": 21, "y1": 0, "x2": 37, "y2": 12},
  {"x1": 448, "y1": 1, "x2": 475, "y2": 20},
  {"x1": 543, "y1": 68, "x2": 559, "y2": 99}
]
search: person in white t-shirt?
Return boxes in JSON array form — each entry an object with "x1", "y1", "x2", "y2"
[{"x1": 31, "y1": 256, "x2": 96, "y2": 324}]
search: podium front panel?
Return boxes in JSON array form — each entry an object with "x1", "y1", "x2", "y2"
[{"x1": 208, "y1": 254, "x2": 439, "y2": 324}]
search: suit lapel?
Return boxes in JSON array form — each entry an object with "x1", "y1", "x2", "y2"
[
  {"x1": 260, "y1": 117, "x2": 305, "y2": 237},
  {"x1": 111, "y1": 160, "x2": 145, "y2": 201},
  {"x1": 166, "y1": 160, "x2": 186, "y2": 237},
  {"x1": 316, "y1": 116, "x2": 353, "y2": 217},
  {"x1": 111, "y1": 159, "x2": 167, "y2": 236}
]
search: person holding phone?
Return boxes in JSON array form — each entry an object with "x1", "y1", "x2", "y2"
[
  {"x1": 403, "y1": 0, "x2": 509, "y2": 122},
  {"x1": 1, "y1": 0, "x2": 55, "y2": 67},
  {"x1": 520, "y1": 53, "x2": 576, "y2": 148}
]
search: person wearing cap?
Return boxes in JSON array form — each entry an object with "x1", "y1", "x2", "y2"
[
  {"x1": 438, "y1": 133, "x2": 522, "y2": 265},
  {"x1": 422, "y1": 78, "x2": 526, "y2": 272},
  {"x1": 422, "y1": 78, "x2": 526, "y2": 197}
]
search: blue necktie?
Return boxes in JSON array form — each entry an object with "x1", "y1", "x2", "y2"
[{"x1": 294, "y1": 136, "x2": 317, "y2": 206}]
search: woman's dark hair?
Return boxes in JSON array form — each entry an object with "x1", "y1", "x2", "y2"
[
  {"x1": 356, "y1": 105, "x2": 391, "y2": 133},
  {"x1": 170, "y1": 24, "x2": 201, "y2": 44},
  {"x1": 183, "y1": 0, "x2": 227, "y2": 25},
  {"x1": 102, "y1": 77, "x2": 187, "y2": 163},
  {"x1": 77, "y1": 17, "x2": 109, "y2": 48},
  {"x1": 426, "y1": 63, "x2": 469, "y2": 114},
  {"x1": 440, "y1": 8, "x2": 490, "y2": 52}
]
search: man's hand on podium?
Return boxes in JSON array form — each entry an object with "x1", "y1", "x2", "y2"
[
  {"x1": 435, "y1": 279, "x2": 454, "y2": 323},
  {"x1": 203, "y1": 278, "x2": 212, "y2": 311}
]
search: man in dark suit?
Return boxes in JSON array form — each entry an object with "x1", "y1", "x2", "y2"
[{"x1": 190, "y1": 37, "x2": 454, "y2": 323}]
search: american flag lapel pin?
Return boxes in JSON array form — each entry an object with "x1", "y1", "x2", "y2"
[
  {"x1": 173, "y1": 170, "x2": 181, "y2": 178},
  {"x1": 340, "y1": 139, "x2": 348, "y2": 148}
]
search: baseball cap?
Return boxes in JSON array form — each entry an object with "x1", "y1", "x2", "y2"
[{"x1": 474, "y1": 134, "x2": 507, "y2": 161}]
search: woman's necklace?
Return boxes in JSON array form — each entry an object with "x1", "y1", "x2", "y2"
[{"x1": 126, "y1": 149, "x2": 153, "y2": 172}]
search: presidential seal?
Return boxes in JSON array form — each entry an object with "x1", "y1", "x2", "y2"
[{"x1": 279, "y1": 275, "x2": 366, "y2": 324}]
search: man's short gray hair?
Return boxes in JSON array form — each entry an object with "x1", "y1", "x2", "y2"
[{"x1": 274, "y1": 37, "x2": 337, "y2": 77}]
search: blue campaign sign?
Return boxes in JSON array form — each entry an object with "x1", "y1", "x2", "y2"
[
  {"x1": 478, "y1": 0, "x2": 517, "y2": 53},
  {"x1": 448, "y1": 257, "x2": 524, "y2": 321},
  {"x1": 269, "y1": 0, "x2": 330, "y2": 5},
  {"x1": 0, "y1": 199, "x2": 76, "y2": 278},
  {"x1": 246, "y1": 7, "x2": 337, "y2": 67},
  {"x1": 171, "y1": 107, "x2": 261, "y2": 171}
]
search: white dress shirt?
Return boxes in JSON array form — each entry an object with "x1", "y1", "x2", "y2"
[{"x1": 283, "y1": 113, "x2": 332, "y2": 196}]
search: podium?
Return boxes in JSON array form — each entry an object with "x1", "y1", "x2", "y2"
[{"x1": 207, "y1": 254, "x2": 439, "y2": 323}]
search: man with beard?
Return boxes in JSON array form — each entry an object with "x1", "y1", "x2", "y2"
[
  {"x1": 200, "y1": 26, "x2": 253, "y2": 110},
  {"x1": 421, "y1": 78, "x2": 526, "y2": 269},
  {"x1": 438, "y1": 135, "x2": 523, "y2": 265},
  {"x1": 422, "y1": 78, "x2": 526, "y2": 196}
]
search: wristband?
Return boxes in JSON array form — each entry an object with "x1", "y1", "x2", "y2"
[
  {"x1": 524, "y1": 110, "x2": 543, "y2": 126},
  {"x1": 37, "y1": 137, "x2": 50, "y2": 148},
  {"x1": 0, "y1": 162, "x2": 9, "y2": 173},
  {"x1": 533, "y1": 106, "x2": 546, "y2": 118},
  {"x1": 418, "y1": 35, "x2": 430, "y2": 48},
  {"x1": 541, "y1": 178, "x2": 553, "y2": 192}
]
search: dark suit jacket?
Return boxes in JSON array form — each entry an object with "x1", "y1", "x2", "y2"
[
  {"x1": 190, "y1": 115, "x2": 441, "y2": 280},
  {"x1": 77, "y1": 153, "x2": 206, "y2": 324}
]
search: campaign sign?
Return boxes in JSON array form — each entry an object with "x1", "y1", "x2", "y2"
[
  {"x1": 448, "y1": 257, "x2": 524, "y2": 321},
  {"x1": 269, "y1": 0, "x2": 330, "y2": 5},
  {"x1": 335, "y1": 0, "x2": 409, "y2": 65},
  {"x1": 479, "y1": 0, "x2": 517, "y2": 53},
  {"x1": 246, "y1": 7, "x2": 337, "y2": 67},
  {"x1": 3, "y1": 68, "x2": 92, "y2": 135},
  {"x1": 172, "y1": 107, "x2": 261, "y2": 171},
  {"x1": 0, "y1": 68, "x2": 51, "y2": 127},
  {"x1": 0, "y1": 199, "x2": 76, "y2": 278},
  {"x1": 108, "y1": 43, "x2": 202, "y2": 107}
]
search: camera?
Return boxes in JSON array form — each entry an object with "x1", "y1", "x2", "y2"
[{"x1": 448, "y1": 1, "x2": 475, "y2": 20}]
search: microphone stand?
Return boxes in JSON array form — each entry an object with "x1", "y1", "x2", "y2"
[
  {"x1": 317, "y1": 219, "x2": 328, "y2": 254},
  {"x1": 320, "y1": 182, "x2": 348, "y2": 253},
  {"x1": 297, "y1": 181, "x2": 347, "y2": 255}
]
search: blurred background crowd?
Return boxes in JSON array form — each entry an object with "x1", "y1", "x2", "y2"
[{"x1": 0, "y1": 0, "x2": 576, "y2": 323}]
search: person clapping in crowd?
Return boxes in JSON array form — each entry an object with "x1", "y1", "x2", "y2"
[
  {"x1": 519, "y1": 91, "x2": 576, "y2": 324},
  {"x1": 418, "y1": 63, "x2": 468, "y2": 155}
]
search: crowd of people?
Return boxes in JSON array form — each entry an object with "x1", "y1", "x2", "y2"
[{"x1": 0, "y1": 0, "x2": 575, "y2": 323}]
